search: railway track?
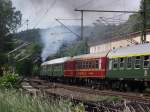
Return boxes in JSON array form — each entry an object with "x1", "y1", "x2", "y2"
[
  {"x1": 29, "y1": 78, "x2": 150, "y2": 103},
  {"x1": 22, "y1": 78, "x2": 150, "y2": 112}
]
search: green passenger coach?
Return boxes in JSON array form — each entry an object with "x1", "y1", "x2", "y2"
[
  {"x1": 41, "y1": 57, "x2": 71, "y2": 77},
  {"x1": 107, "y1": 43, "x2": 150, "y2": 80}
]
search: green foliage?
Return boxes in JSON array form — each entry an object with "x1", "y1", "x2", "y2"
[
  {"x1": 16, "y1": 29, "x2": 42, "y2": 45},
  {"x1": 0, "y1": 0, "x2": 22, "y2": 74},
  {"x1": 140, "y1": 0, "x2": 150, "y2": 28},
  {"x1": 91, "y1": 0, "x2": 150, "y2": 41},
  {"x1": 96, "y1": 96, "x2": 122, "y2": 102},
  {"x1": 53, "y1": 40, "x2": 88, "y2": 59},
  {"x1": 10, "y1": 41, "x2": 42, "y2": 76},
  {"x1": 0, "y1": 89, "x2": 85, "y2": 112},
  {"x1": 0, "y1": 72, "x2": 20, "y2": 88},
  {"x1": 0, "y1": 0, "x2": 22, "y2": 34},
  {"x1": 32, "y1": 64, "x2": 41, "y2": 76},
  {"x1": 15, "y1": 59, "x2": 33, "y2": 76}
]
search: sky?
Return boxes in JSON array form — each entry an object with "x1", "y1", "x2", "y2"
[{"x1": 11, "y1": 0, "x2": 141, "y2": 30}]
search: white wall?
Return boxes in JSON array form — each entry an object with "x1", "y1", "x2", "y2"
[{"x1": 90, "y1": 35, "x2": 150, "y2": 54}]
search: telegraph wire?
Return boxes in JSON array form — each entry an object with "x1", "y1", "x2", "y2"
[
  {"x1": 76, "y1": 0, "x2": 95, "y2": 9},
  {"x1": 55, "y1": 19, "x2": 81, "y2": 38},
  {"x1": 17, "y1": 19, "x2": 29, "y2": 32},
  {"x1": 101, "y1": 21, "x2": 143, "y2": 38},
  {"x1": 28, "y1": 0, "x2": 37, "y2": 20},
  {"x1": 29, "y1": 0, "x2": 36, "y2": 11},
  {"x1": 33, "y1": 0, "x2": 57, "y2": 28},
  {"x1": 89, "y1": 0, "x2": 122, "y2": 10},
  {"x1": 56, "y1": 18, "x2": 81, "y2": 21}
]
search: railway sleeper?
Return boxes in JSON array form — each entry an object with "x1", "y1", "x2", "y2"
[{"x1": 39, "y1": 76, "x2": 148, "y2": 93}]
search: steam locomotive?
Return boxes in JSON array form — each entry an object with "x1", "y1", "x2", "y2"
[{"x1": 40, "y1": 43, "x2": 150, "y2": 91}]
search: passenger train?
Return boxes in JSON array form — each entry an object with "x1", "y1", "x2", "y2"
[{"x1": 40, "y1": 43, "x2": 150, "y2": 91}]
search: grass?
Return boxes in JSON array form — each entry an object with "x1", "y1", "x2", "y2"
[
  {"x1": 0, "y1": 89, "x2": 85, "y2": 112},
  {"x1": 0, "y1": 72, "x2": 85, "y2": 112},
  {"x1": 96, "y1": 96, "x2": 123, "y2": 102}
]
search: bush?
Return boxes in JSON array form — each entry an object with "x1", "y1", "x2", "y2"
[{"x1": 0, "y1": 72, "x2": 21, "y2": 88}]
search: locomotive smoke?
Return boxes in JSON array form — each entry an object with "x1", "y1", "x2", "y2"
[
  {"x1": 27, "y1": 0, "x2": 81, "y2": 61},
  {"x1": 40, "y1": 27, "x2": 78, "y2": 61}
]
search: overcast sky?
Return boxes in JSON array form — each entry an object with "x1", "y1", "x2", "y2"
[{"x1": 11, "y1": 0, "x2": 141, "y2": 30}]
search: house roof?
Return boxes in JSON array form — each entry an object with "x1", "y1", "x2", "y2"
[
  {"x1": 88, "y1": 29, "x2": 150, "y2": 47},
  {"x1": 73, "y1": 51, "x2": 109, "y2": 60}
]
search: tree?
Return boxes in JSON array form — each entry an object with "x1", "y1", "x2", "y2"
[
  {"x1": 140, "y1": 0, "x2": 150, "y2": 28},
  {"x1": 0, "y1": 0, "x2": 22, "y2": 74},
  {"x1": 126, "y1": 0, "x2": 150, "y2": 32},
  {"x1": 14, "y1": 43, "x2": 42, "y2": 76}
]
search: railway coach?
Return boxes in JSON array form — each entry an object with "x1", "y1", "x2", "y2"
[
  {"x1": 106, "y1": 43, "x2": 150, "y2": 90},
  {"x1": 63, "y1": 52, "x2": 108, "y2": 86},
  {"x1": 72, "y1": 52, "x2": 108, "y2": 78},
  {"x1": 40, "y1": 57, "x2": 71, "y2": 79}
]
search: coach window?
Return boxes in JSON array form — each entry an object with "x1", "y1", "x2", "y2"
[
  {"x1": 91, "y1": 61, "x2": 93, "y2": 69},
  {"x1": 81, "y1": 62, "x2": 84, "y2": 69},
  {"x1": 84, "y1": 61, "x2": 86, "y2": 69},
  {"x1": 79, "y1": 61, "x2": 82, "y2": 69},
  {"x1": 90, "y1": 61, "x2": 92, "y2": 69},
  {"x1": 88, "y1": 61, "x2": 90, "y2": 69},
  {"x1": 85, "y1": 61, "x2": 88, "y2": 69},
  {"x1": 86, "y1": 61, "x2": 89, "y2": 69},
  {"x1": 91, "y1": 61, "x2": 95, "y2": 69},
  {"x1": 76, "y1": 62, "x2": 78, "y2": 69},
  {"x1": 95, "y1": 60, "x2": 99, "y2": 69},
  {"x1": 79, "y1": 61, "x2": 81, "y2": 69},
  {"x1": 87, "y1": 61, "x2": 89, "y2": 69},
  {"x1": 76, "y1": 61, "x2": 79, "y2": 69},
  {"x1": 109, "y1": 59, "x2": 113, "y2": 70},
  {"x1": 113, "y1": 58, "x2": 118, "y2": 70},
  {"x1": 85, "y1": 61, "x2": 87, "y2": 69},
  {"x1": 80, "y1": 62, "x2": 83, "y2": 69},
  {"x1": 42, "y1": 67, "x2": 44, "y2": 75},
  {"x1": 78, "y1": 62, "x2": 80, "y2": 69},
  {"x1": 119, "y1": 58, "x2": 125, "y2": 69},
  {"x1": 60, "y1": 64, "x2": 63, "y2": 71},
  {"x1": 87, "y1": 61, "x2": 90, "y2": 69},
  {"x1": 127, "y1": 57, "x2": 132, "y2": 69},
  {"x1": 134, "y1": 56, "x2": 141, "y2": 69},
  {"x1": 47, "y1": 65, "x2": 49, "y2": 71},
  {"x1": 45, "y1": 66, "x2": 47, "y2": 74},
  {"x1": 143, "y1": 56, "x2": 150, "y2": 69},
  {"x1": 82, "y1": 61, "x2": 84, "y2": 69},
  {"x1": 94, "y1": 60, "x2": 97, "y2": 69}
]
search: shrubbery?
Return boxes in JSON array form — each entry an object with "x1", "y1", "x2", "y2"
[{"x1": 0, "y1": 71, "x2": 21, "y2": 88}]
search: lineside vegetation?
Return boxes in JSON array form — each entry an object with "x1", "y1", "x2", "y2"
[{"x1": 0, "y1": 89, "x2": 85, "y2": 112}]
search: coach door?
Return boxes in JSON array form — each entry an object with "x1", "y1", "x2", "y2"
[{"x1": 143, "y1": 55, "x2": 150, "y2": 79}]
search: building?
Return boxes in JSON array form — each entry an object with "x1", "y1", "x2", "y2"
[{"x1": 88, "y1": 30, "x2": 150, "y2": 54}]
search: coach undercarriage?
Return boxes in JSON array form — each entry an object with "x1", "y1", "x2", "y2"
[{"x1": 40, "y1": 75, "x2": 150, "y2": 92}]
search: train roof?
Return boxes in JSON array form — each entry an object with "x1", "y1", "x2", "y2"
[
  {"x1": 41, "y1": 57, "x2": 72, "y2": 66},
  {"x1": 108, "y1": 43, "x2": 150, "y2": 58},
  {"x1": 73, "y1": 51, "x2": 109, "y2": 60}
]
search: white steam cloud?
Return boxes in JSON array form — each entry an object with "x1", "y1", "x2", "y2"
[{"x1": 40, "y1": 26, "x2": 79, "y2": 61}]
